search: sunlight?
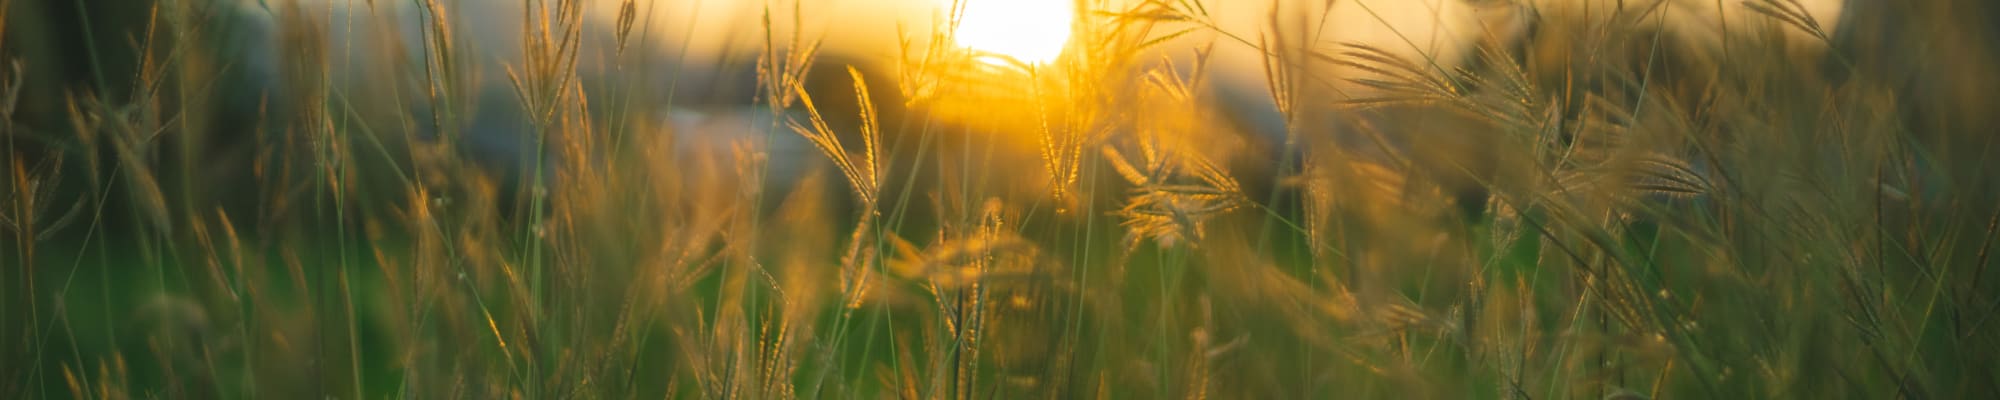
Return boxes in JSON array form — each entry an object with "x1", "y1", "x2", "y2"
[{"x1": 945, "y1": 0, "x2": 1074, "y2": 64}]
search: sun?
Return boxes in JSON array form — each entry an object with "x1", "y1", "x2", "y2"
[{"x1": 945, "y1": 0, "x2": 1075, "y2": 65}]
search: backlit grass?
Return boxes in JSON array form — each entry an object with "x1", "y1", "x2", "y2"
[{"x1": 3, "y1": 0, "x2": 1999, "y2": 398}]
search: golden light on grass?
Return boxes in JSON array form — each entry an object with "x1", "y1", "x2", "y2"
[{"x1": 945, "y1": 0, "x2": 1074, "y2": 65}]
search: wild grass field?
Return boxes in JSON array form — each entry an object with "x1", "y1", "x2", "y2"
[{"x1": 3, "y1": 0, "x2": 1999, "y2": 398}]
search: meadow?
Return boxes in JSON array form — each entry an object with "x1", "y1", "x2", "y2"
[{"x1": 3, "y1": 0, "x2": 1999, "y2": 398}]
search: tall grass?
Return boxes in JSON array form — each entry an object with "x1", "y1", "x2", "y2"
[{"x1": 4, "y1": 0, "x2": 1999, "y2": 398}]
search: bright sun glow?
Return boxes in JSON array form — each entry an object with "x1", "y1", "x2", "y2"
[{"x1": 946, "y1": 0, "x2": 1074, "y2": 64}]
